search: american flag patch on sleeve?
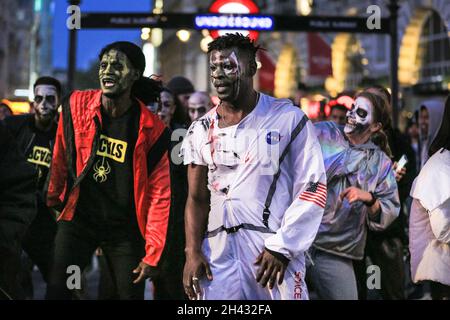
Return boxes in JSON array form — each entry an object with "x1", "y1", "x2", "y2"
[{"x1": 299, "y1": 182, "x2": 327, "y2": 208}]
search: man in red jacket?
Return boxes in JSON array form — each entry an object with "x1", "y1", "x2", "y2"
[{"x1": 46, "y1": 41, "x2": 171, "y2": 300}]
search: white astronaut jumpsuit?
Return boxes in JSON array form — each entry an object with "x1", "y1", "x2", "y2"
[{"x1": 181, "y1": 93, "x2": 326, "y2": 300}]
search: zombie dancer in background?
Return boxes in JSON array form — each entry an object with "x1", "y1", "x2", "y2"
[
  {"x1": 307, "y1": 90, "x2": 400, "y2": 300},
  {"x1": 181, "y1": 34, "x2": 326, "y2": 300},
  {"x1": 4, "y1": 77, "x2": 61, "y2": 296},
  {"x1": 409, "y1": 95, "x2": 450, "y2": 300},
  {"x1": 187, "y1": 92, "x2": 213, "y2": 122}
]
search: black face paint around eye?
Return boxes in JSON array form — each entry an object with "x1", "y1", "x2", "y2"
[
  {"x1": 344, "y1": 97, "x2": 373, "y2": 136},
  {"x1": 356, "y1": 108, "x2": 368, "y2": 118},
  {"x1": 33, "y1": 85, "x2": 59, "y2": 125}
]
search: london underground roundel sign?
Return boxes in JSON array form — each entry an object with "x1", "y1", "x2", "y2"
[{"x1": 209, "y1": 0, "x2": 260, "y2": 41}]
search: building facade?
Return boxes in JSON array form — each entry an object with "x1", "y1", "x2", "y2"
[
  {"x1": 0, "y1": 0, "x2": 34, "y2": 99},
  {"x1": 154, "y1": 0, "x2": 449, "y2": 122}
]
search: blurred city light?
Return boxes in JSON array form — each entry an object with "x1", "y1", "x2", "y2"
[
  {"x1": 151, "y1": 28, "x2": 163, "y2": 47},
  {"x1": 200, "y1": 35, "x2": 213, "y2": 53},
  {"x1": 34, "y1": 0, "x2": 42, "y2": 12},
  {"x1": 176, "y1": 29, "x2": 191, "y2": 42},
  {"x1": 141, "y1": 27, "x2": 151, "y2": 40},
  {"x1": 2, "y1": 99, "x2": 31, "y2": 115},
  {"x1": 14, "y1": 89, "x2": 30, "y2": 97},
  {"x1": 297, "y1": 0, "x2": 313, "y2": 16},
  {"x1": 143, "y1": 43, "x2": 155, "y2": 77}
]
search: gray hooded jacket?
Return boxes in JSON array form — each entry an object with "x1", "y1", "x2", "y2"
[{"x1": 312, "y1": 122, "x2": 400, "y2": 260}]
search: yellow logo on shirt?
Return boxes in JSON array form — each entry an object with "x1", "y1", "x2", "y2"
[
  {"x1": 96, "y1": 134, "x2": 127, "y2": 163},
  {"x1": 27, "y1": 146, "x2": 51, "y2": 168}
]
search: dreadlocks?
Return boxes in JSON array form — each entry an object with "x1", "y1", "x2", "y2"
[{"x1": 207, "y1": 33, "x2": 261, "y2": 66}]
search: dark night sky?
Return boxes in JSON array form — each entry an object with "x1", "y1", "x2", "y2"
[{"x1": 53, "y1": 0, "x2": 152, "y2": 70}]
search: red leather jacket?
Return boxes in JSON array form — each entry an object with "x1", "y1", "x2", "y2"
[{"x1": 46, "y1": 90, "x2": 171, "y2": 266}]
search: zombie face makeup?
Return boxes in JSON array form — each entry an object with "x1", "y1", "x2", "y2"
[
  {"x1": 33, "y1": 85, "x2": 58, "y2": 125},
  {"x1": 344, "y1": 97, "x2": 373, "y2": 135},
  {"x1": 158, "y1": 91, "x2": 176, "y2": 126},
  {"x1": 188, "y1": 92, "x2": 211, "y2": 121},
  {"x1": 209, "y1": 49, "x2": 243, "y2": 102},
  {"x1": 99, "y1": 49, "x2": 138, "y2": 98}
]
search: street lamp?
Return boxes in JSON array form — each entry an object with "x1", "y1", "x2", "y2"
[
  {"x1": 176, "y1": 30, "x2": 191, "y2": 42},
  {"x1": 200, "y1": 35, "x2": 213, "y2": 53}
]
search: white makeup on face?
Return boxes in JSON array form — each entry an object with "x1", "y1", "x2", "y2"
[
  {"x1": 344, "y1": 97, "x2": 373, "y2": 135},
  {"x1": 210, "y1": 49, "x2": 244, "y2": 102},
  {"x1": 224, "y1": 51, "x2": 241, "y2": 77},
  {"x1": 34, "y1": 85, "x2": 58, "y2": 118}
]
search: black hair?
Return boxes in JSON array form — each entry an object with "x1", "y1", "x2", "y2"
[
  {"x1": 331, "y1": 104, "x2": 348, "y2": 113},
  {"x1": 34, "y1": 76, "x2": 62, "y2": 96},
  {"x1": 207, "y1": 33, "x2": 261, "y2": 66},
  {"x1": 357, "y1": 91, "x2": 393, "y2": 158},
  {"x1": 429, "y1": 95, "x2": 450, "y2": 157},
  {"x1": 99, "y1": 41, "x2": 145, "y2": 75},
  {"x1": 132, "y1": 77, "x2": 163, "y2": 105}
]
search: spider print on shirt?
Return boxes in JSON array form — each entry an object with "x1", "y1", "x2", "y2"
[{"x1": 93, "y1": 157, "x2": 111, "y2": 183}]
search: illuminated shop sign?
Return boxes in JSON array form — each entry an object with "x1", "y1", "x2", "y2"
[
  {"x1": 208, "y1": 0, "x2": 261, "y2": 40},
  {"x1": 194, "y1": 14, "x2": 273, "y2": 31}
]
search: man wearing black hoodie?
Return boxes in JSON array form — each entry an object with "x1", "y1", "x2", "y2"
[
  {"x1": 4, "y1": 76, "x2": 61, "y2": 289},
  {"x1": 0, "y1": 121, "x2": 36, "y2": 299}
]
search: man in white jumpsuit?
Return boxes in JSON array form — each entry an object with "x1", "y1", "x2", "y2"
[{"x1": 181, "y1": 34, "x2": 326, "y2": 300}]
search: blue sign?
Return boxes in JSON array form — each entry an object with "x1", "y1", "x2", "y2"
[{"x1": 195, "y1": 14, "x2": 274, "y2": 31}]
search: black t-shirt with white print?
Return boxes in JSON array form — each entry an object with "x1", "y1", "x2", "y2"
[{"x1": 76, "y1": 101, "x2": 141, "y2": 240}]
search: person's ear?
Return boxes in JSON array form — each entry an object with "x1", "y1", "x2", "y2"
[
  {"x1": 370, "y1": 122, "x2": 382, "y2": 133},
  {"x1": 249, "y1": 61, "x2": 257, "y2": 77},
  {"x1": 132, "y1": 69, "x2": 140, "y2": 82}
]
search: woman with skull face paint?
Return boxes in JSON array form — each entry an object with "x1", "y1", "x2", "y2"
[{"x1": 306, "y1": 91, "x2": 400, "y2": 300}]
